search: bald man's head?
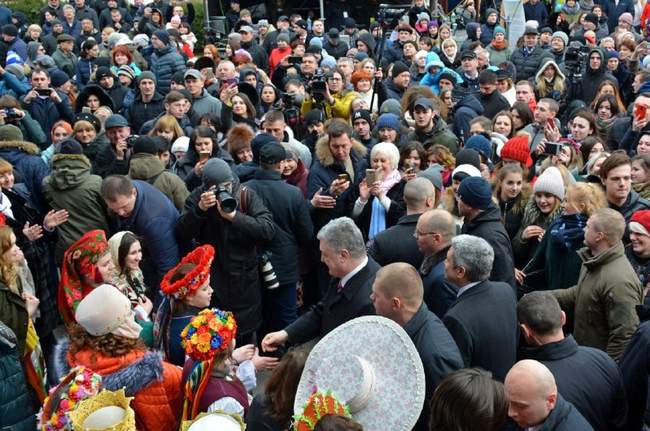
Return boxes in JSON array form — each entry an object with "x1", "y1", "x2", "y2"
[
  {"x1": 416, "y1": 209, "x2": 456, "y2": 255},
  {"x1": 371, "y1": 263, "x2": 423, "y2": 324},
  {"x1": 404, "y1": 177, "x2": 435, "y2": 211},
  {"x1": 505, "y1": 360, "x2": 557, "y2": 428}
]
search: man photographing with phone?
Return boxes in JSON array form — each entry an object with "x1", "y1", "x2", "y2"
[
  {"x1": 308, "y1": 119, "x2": 368, "y2": 230},
  {"x1": 22, "y1": 68, "x2": 73, "y2": 146}
]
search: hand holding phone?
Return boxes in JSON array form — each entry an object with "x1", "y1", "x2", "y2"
[
  {"x1": 635, "y1": 103, "x2": 648, "y2": 122},
  {"x1": 543, "y1": 142, "x2": 562, "y2": 156},
  {"x1": 366, "y1": 168, "x2": 377, "y2": 185}
]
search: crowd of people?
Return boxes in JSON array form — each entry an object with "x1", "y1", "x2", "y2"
[{"x1": 4, "y1": 0, "x2": 650, "y2": 429}]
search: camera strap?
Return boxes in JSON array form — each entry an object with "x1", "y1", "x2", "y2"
[{"x1": 239, "y1": 186, "x2": 250, "y2": 215}]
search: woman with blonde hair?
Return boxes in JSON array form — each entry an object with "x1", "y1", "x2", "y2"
[
  {"x1": 148, "y1": 114, "x2": 185, "y2": 144},
  {"x1": 0, "y1": 222, "x2": 46, "y2": 403},
  {"x1": 521, "y1": 182, "x2": 608, "y2": 294},
  {"x1": 533, "y1": 60, "x2": 566, "y2": 103},
  {"x1": 494, "y1": 164, "x2": 531, "y2": 240},
  {"x1": 440, "y1": 37, "x2": 460, "y2": 69},
  {"x1": 512, "y1": 167, "x2": 565, "y2": 268}
]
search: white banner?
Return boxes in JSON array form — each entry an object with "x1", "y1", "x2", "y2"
[{"x1": 502, "y1": 0, "x2": 526, "y2": 48}]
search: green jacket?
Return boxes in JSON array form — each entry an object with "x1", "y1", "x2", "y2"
[
  {"x1": 0, "y1": 282, "x2": 28, "y2": 356},
  {"x1": 128, "y1": 154, "x2": 189, "y2": 211},
  {"x1": 550, "y1": 242, "x2": 643, "y2": 361},
  {"x1": 42, "y1": 153, "x2": 109, "y2": 263},
  {"x1": 51, "y1": 48, "x2": 76, "y2": 78}
]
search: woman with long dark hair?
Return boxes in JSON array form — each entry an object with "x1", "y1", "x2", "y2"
[{"x1": 247, "y1": 348, "x2": 308, "y2": 430}]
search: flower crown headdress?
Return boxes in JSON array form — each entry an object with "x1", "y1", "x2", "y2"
[
  {"x1": 293, "y1": 389, "x2": 351, "y2": 431},
  {"x1": 160, "y1": 245, "x2": 214, "y2": 299},
  {"x1": 181, "y1": 308, "x2": 238, "y2": 421},
  {"x1": 181, "y1": 308, "x2": 237, "y2": 361}
]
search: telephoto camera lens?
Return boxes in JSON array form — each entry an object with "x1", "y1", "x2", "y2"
[{"x1": 216, "y1": 186, "x2": 237, "y2": 213}]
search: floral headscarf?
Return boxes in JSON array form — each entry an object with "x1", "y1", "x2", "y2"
[{"x1": 57, "y1": 230, "x2": 109, "y2": 324}]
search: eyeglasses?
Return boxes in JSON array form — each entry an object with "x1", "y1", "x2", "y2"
[{"x1": 413, "y1": 230, "x2": 438, "y2": 239}]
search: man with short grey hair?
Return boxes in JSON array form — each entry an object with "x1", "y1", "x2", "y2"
[
  {"x1": 261, "y1": 217, "x2": 378, "y2": 351},
  {"x1": 443, "y1": 234, "x2": 518, "y2": 381}
]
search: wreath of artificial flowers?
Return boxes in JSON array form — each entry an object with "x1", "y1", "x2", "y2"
[
  {"x1": 160, "y1": 245, "x2": 215, "y2": 299},
  {"x1": 38, "y1": 366, "x2": 103, "y2": 431},
  {"x1": 293, "y1": 389, "x2": 351, "y2": 431},
  {"x1": 181, "y1": 308, "x2": 237, "y2": 361}
]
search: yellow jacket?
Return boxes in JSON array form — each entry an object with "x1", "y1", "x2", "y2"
[{"x1": 301, "y1": 90, "x2": 359, "y2": 121}]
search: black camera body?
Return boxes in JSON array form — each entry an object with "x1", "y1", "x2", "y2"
[
  {"x1": 126, "y1": 135, "x2": 139, "y2": 148},
  {"x1": 215, "y1": 185, "x2": 237, "y2": 213},
  {"x1": 564, "y1": 44, "x2": 589, "y2": 80},
  {"x1": 4, "y1": 108, "x2": 20, "y2": 121},
  {"x1": 309, "y1": 70, "x2": 327, "y2": 104}
]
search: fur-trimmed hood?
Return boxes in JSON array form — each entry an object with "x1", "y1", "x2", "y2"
[
  {"x1": 314, "y1": 135, "x2": 367, "y2": 167},
  {"x1": 0, "y1": 139, "x2": 40, "y2": 155},
  {"x1": 54, "y1": 337, "x2": 165, "y2": 396}
]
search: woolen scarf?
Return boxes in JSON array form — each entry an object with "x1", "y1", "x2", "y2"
[{"x1": 549, "y1": 213, "x2": 588, "y2": 250}]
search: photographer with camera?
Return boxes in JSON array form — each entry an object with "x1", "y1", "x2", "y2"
[
  {"x1": 245, "y1": 142, "x2": 314, "y2": 331},
  {"x1": 301, "y1": 67, "x2": 358, "y2": 121},
  {"x1": 22, "y1": 68, "x2": 73, "y2": 146},
  {"x1": 94, "y1": 114, "x2": 132, "y2": 177},
  {"x1": 177, "y1": 157, "x2": 275, "y2": 345},
  {"x1": 0, "y1": 95, "x2": 47, "y2": 148}
]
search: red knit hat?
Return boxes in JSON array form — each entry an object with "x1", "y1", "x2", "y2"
[
  {"x1": 500, "y1": 136, "x2": 533, "y2": 168},
  {"x1": 631, "y1": 210, "x2": 650, "y2": 236}
]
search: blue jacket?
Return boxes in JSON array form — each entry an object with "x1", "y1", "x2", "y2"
[
  {"x1": 0, "y1": 6, "x2": 11, "y2": 26},
  {"x1": 8, "y1": 38, "x2": 27, "y2": 62},
  {"x1": 62, "y1": 19, "x2": 81, "y2": 39},
  {"x1": 150, "y1": 45, "x2": 186, "y2": 94},
  {"x1": 0, "y1": 70, "x2": 30, "y2": 98},
  {"x1": 115, "y1": 181, "x2": 180, "y2": 288},
  {"x1": 0, "y1": 140, "x2": 48, "y2": 211},
  {"x1": 420, "y1": 55, "x2": 463, "y2": 96},
  {"x1": 421, "y1": 246, "x2": 458, "y2": 319},
  {"x1": 75, "y1": 57, "x2": 95, "y2": 90},
  {"x1": 480, "y1": 22, "x2": 497, "y2": 46},
  {"x1": 524, "y1": 1, "x2": 549, "y2": 26},
  {"x1": 24, "y1": 91, "x2": 74, "y2": 145}
]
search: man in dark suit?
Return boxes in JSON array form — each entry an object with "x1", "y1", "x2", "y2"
[
  {"x1": 416, "y1": 209, "x2": 458, "y2": 319},
  {"x1": 371, "y1": 262, "x2": 463, "y2": 431},
  {"x1": 519, "y1": 292, "x2": 628, "y2": 431},
  {"x1": 261, "y1": 217, "x2": 378, "y2": 351},
  {"x1": 443, "y1": 234, "x2": 518, "y2": 381},
  {"x1": 458, "y1": 176, "x2": 516, "y2": 288},
  {"x1": 368, "y1": 178, "x2": 434, "y2": 268}
]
